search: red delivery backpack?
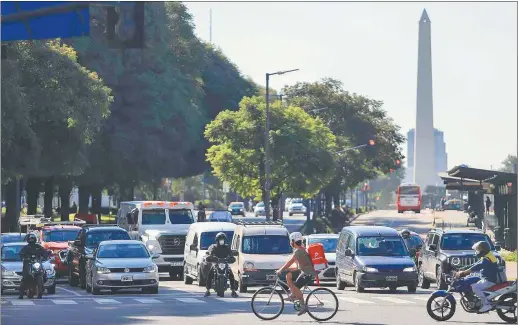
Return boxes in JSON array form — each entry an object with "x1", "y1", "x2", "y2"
[{"x1": 307, "y1": 243, "x2": 328, "y2": 285}]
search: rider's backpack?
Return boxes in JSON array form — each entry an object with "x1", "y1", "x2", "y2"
[{"x1": 307, "y1": 243, "x2": 327, "y2": 268}]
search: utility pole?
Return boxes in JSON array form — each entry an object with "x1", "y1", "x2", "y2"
[{"x1": 209, "y1": 9, "x2": 212, "y2": 44}]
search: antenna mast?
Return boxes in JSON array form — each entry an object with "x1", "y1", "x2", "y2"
[{"x1": 209, "y1": 9, "x2": 213, "y2": 44}]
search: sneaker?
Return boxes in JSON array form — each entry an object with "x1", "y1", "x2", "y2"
[
  {"x1": 478, "y1": 304, "x2": 492, "y2": 313},
  {"x1": 231, "y1": 291, "x2": 238, "y2": 298},
  {"x1": 204, "y1": 290, "x2": 211, "y2": 297},
  {"x1": 297, "y1": 304, "x2": 308, "y2": 316}
]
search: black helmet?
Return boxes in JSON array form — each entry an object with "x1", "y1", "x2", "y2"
[
  {"x1": 215, "y1": 232, "x2": 227, "y2": 244},
  {"x1": 401, "y1": 229, "x2": 411, "y2": 239},
  {"x1": 26, "y1": 233, "x2": 37, "y2": 245},
  {"x1": 472, "y1": 241, "x2": 490, "y2": 257}
]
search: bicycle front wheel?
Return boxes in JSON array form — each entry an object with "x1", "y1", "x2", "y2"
[
  {"x1": 251, "y1": 287, "x2": 285, "y2": 320},
  {"x1": 306, "y1": 287, "x2": 339, "y2": 321}
]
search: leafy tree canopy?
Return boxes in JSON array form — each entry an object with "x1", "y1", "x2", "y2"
[
  {"x1": 500, "y1": 154, "x2": 517, "y2": 173},
  {"x1": 205, "y1": 96, "x2": 337, "y2": 203}
]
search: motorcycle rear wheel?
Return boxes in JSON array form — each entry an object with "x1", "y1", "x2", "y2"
[
  {"x1": 496, "y1": 293, "x2": 517, "y2": 324},
  {"x1": 427, "y1": 294, "x2": 456, "y2": 321}
]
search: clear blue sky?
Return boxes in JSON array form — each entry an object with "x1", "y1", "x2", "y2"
[{"x1": 185, "y1": 1, "x2": 517, "y2": 170}]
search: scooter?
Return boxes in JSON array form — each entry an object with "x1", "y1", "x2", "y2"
[
  {"x1": 23, "y1": 255, "x2": 46, "y2": 299},
  {"x1": 426, "y1": 273, "x2": 517, "y2": 323}
]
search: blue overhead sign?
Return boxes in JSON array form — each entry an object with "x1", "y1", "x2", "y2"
[{"x1": 1, "y1": 1, "x2": 90, "y2": 42}]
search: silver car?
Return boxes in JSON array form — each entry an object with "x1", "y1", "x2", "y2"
[{"x1": 85, "y1": 240, "x2": 160, "y2": 295}]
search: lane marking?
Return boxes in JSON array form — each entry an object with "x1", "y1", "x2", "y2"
[
  {"x1": 57, "y1": 286, "x2": 83, "y2": 296},
  {"x1": 175, "y1": 298, "x2": 206, "y2": 304},
  {"x1": 134, "y1": 298, "x2": 163, "y2": 304},
  {"x1": 338, "y1": 296, "x2": 374, "y2": 304},
  {"x1": 11, "y1": 300, "x2": 34, "y2": 306},
  {"x1": 213, "y1": 297, "x2": 247, "y2": 303},
  {"x1": 94, "y1": 298, "x2": 121, "y2": 304},
  {"x1": 52, "y1": 299, "x2": 78, "y2": 305},
  {"x1": 413, "y1": 296, "x2": 430, "y2": 301},
  {"x1": 373, "y1": 296, "x2": 415, "y2": 304}
]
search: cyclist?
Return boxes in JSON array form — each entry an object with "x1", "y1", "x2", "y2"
[{"x1": 276, "y1": 232, "x2": 317, "y2": 316}]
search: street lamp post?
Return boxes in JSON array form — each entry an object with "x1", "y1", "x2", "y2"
[{"x1": 264, "y1": 69, "x2": 299, "y2": 220}]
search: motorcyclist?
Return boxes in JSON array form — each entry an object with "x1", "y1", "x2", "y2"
[
  {"x1": 204, "y1": 232, "x2": 238, "y2": 298},
  {"x1": 18, "y1": 233, "x2": 49, "y2": 299},
  {"x1": 454, "y1": 241, "x2": 499, "y2": 313},
  {"x1": 276, "y1": 232, "x2": 317, "y2": 316}
]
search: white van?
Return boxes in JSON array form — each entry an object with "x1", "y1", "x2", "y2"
[
  {"x1": 117, "y1": 201, "x2": 195, "y2": 278},
  {"x1": 183, "y1": 222, "x2": 236, "y2": 286}
]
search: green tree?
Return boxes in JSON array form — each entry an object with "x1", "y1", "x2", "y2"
[
  {"x1": 500, "y1": 154, "x2": 517, "y2": 173},
  {"x1": 205, "y1": 96, "x2": 337, "y2": 219},
  {"x1": 283, "y1": 78, "x2": 405, "y2": 214}
]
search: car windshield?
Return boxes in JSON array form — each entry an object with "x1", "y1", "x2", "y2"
[
  {"x1": 230, "y1": 203, "x2": 243, "y2": 207},
  {"x1": 1, "y1": 245, "x2": 24, "y2": 261},
  {"x1": 399, "y1": 186, "x2": 420, "y2": 195},
  {"x1": 43, "y1": 230, "x2": 80, "y2": 242},
  {"x1": 142, "y1": 209, "x2": 166, "y2": 225},
  {"x1": 168, "y1": 209, "x2": 194, "y2": 224},
  {"x1": 404, "y1": 235, "x2": 424, "y2": 250},
  {"x1": 242, "y1": 235, "x2": 292, "y2": 254},
  {"x1": 308, "y1": 237, "x2": 338, "y2": 253},
  {"x1": 357, "y1": 236, "x2": 408, "y2": 257},
  {"x1": 440, "y1": 234, "x2": 494, "y2": 251},
  {"x1": 291, "y1": 199, "x2": 303, "y2": 204},
  {"x1": 200, "y1": 231, "x2": 235, "y2": 250},
  {"x1": 209, "y1": 211, "x2": 231, "y2": 221},
  {"x1": 97, "y1": 243, "x2": 149, "y2": 258},
  {"x1": 86, "y1": 231, "x2": 130, "y2": 248},
  {"x1": 257, "y1": 203, "x2": 264, "y2": 207},
  {"x1": 1, "y1": 234, "x2": 25, "y2": 244}
]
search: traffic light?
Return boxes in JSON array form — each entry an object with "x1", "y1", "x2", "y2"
[{"x1": 106, "y1": 2, "x2": 145, "y2": 48}]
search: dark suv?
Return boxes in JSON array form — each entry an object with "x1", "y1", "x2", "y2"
[
  {"x1": 67, "y1": 225, "x2": 131, "y2": 289},
  {"x1": 417, "y1": 228, "x2": 504, "y2": 290}
]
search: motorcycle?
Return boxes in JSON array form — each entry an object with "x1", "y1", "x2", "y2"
[
  {"x1": 426, "y1": 273, "x2": 517, "y2": 323},
  {"x1": 23, "y1": 255, "x2": 47, "y2": 299},
  {"x1": 206, "y1": 256, "x2": 234, "y2": 297}
]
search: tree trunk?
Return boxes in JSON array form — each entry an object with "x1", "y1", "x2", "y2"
[
  {"x1": 324, "y1": 191, "x2": 333, "y2": 219},
  {"x1": 26, "y1": 178, "x2": 41, "y2": 215},
  {"x1": 78, "y1": 185, "x2": 90, "y2": 214},
  {"x1": 271, "y1": 193, "x2": 282, "y2": 221},
  {"x1": 5, "y1": 179, "x2": 21, "y2": 232},
  {"x1": 91, "y1": 185, "x2": 102, "y2": 215},
  {"x1": 43, "y1": 177, "x2": 54, "y2": 218},
  {"x1": 58, "y1": 179, "x2": 73, "y2": 221}
]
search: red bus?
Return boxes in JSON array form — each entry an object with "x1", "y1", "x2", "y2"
[{"x1": 397, "y1": 183, "x2": 421, "y2": 214}]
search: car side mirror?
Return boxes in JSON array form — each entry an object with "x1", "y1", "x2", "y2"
[
  {"x1": 151, "y1": 253, "x2": 160, "y2": 259},
  {"x1": 231, "y1": 250, "x2": 238, "y2": 256},
  {"x1": 344, "y1": 248, "x2": 354, "y2": 257},
  {"x1": 495, "y1": 245, "x2": 501, "y2": 251},
  {"x1": 74, "y1": 239, "x2": 81, "y2": 246},
  {"x1": 428, "y1": 244, "x2": 437, "y2": 251},
  {"x1": 85, "y1": 254, "x2": 94, "y2": 260},
  {"x1": 190, "y1": 244, "x2": 198, "y2": 251}
]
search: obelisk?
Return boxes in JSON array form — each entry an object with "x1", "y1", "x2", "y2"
[{"x1": 413, "y1": 9, "x2": 436, "y2": 188}]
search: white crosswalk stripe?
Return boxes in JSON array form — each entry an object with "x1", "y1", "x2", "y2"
[
  {"x1": 94, "y1": 298, "x2": 121, "y2": 304},
  {"x1": 133, "y1": 298, "x2": 163, "y2": 304},
  {"x1": 413, "y1": 296, "x2": 431, "y2": 301},
  {"x1": 11, "y1": 300, "x2": 34, "y2": 306},
  {"x1": 51, "y1": 299, "x2": 78, "y2": 305},
  {"x1": 373, "y1": 296, "x2": 415, "y2": 304},
  {"x1": 175, "y1": 297, "x2": 206, "y2": 304},
  {"x1": 338, "y1": 296, "x2": 374, "y2": 304}
]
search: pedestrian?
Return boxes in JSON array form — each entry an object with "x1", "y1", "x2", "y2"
[
  {"x1": 197, "y1": 203, "x2": 206, "y2": 222},
  {"x1": 485, "y1": 197, "x2": 491, "y2": 215}
]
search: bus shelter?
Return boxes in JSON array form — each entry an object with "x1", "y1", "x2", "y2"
[{"x1": 444, "y1": 166, "x2": 517, "y2": 250}]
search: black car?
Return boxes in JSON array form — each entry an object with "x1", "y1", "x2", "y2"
[
  {"x1": 417, "y1": 228, "x2": 504, "y2": 290},
  {"x1": 336, "y1": 226, "x2": 418, "y2": 293},
  {"x1": 67, "y1": 225, "x2": 131, "y2": 289}
]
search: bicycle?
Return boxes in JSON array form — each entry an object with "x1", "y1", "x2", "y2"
[{"x1": 250, "y1": 272, "x2": 339, "y2": 321}]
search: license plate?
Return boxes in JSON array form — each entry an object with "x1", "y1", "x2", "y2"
[
  {"x1": 385, "y1": 276, "x2": 397, "y2": 282},
  {"x1": 266, "y1": 274, "x2": 276, "y2": 280},
  {"x1": 170, "y1": 262, "x2": 183, "y2": 266},
  {"x1": 121, "y1": 275, "x2": 133, "y2": 282}
]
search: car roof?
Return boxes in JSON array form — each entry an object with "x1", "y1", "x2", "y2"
[
  {"x1": 307, "y1": 234, "x2": 339, "y2": 239},
  {"x1": 398, "y1": 230, "x2": 419, "y2": 236},
  {"x1": 432, "y1": 229, "x2": 486, "y2": 235},
  {"x1": 42, "y1": 225, "x2": 81, "y2": 230},
  {"x1": 240, "y1": 225, "x2": 288, "y2": 236},
  {"x1": 229, "y1": 202, "x2": 243, "y2": 205},
  {"x1": 98, "y1": 240, "x2": 142, "y2": 246},
  {"x1": 341, "y1": 226, "x2": 400, "y2": 237},
  {"x1": 85, "y1": 226, "x2": 126, "y2": 233},
  {"x1": 191, "y1": 222, "x2": 236, "y2": 232},
  {"x1": 2, "y1": 241, "x2": 27, "y2": 247},
  {"x1": 1, "y1": 233, "x2": 24, "y2": 236}
]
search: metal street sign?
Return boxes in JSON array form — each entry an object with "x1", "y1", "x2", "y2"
[
  {"x1": 222, "y1": 182, "x2": 230, "y2": 193},
  {"x1": 1, "y1": 1, "x2": 90, "y2": 41}
]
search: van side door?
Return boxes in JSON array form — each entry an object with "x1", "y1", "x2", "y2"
[
  {"x1": 336, "y1": 232, "x2": 350, "y2": 280},
  {"x1": 343, "y1": 233, "x2": 356, "y2": 281}
]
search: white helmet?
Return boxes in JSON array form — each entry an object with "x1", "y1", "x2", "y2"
[{"x1": 290, "y1": 232, "x2": 303, "y2": 242}]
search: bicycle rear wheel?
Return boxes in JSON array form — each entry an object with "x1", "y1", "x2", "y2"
[
  {"x1": 251, "y1": 287, "x2": 285, "y2": 320},
  {"x1": 305, "y1": 287, "x2": 339, "y2": 321}
]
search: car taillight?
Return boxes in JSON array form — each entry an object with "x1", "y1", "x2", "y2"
[{"x1": 415, "y1": 252, "x2": 420, "y2": 259}]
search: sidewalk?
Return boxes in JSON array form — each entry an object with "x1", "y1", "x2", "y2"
[{"x1": 506, "y1": 261, "x2": 517, "y2": 280}]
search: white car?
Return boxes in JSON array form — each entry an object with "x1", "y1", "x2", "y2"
[
  {"x1": 303, "y1": 234, "x2": 339, "y2": 281},
  {"x1": 288, "y1": 202, "x2": 307, "y2": 216},
  {"x1": 253, "y1": 202, "x2": 271, "y2": 217}
]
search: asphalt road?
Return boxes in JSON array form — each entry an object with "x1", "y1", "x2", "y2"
[{"x1": 2, "y1": 210, "x2": 511, "y2": 325}]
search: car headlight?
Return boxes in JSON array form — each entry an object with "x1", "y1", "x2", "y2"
[
  {"x1": 403, "y1": 267, "x2": 416, "y2": 272},
  {"x1": 97, "y1": 267, "x2": 110, "y2": 274},
  {"x1": 243, "y1": 262, "x2": 255, "y2": 270},
  {"x1": 450, "y1": 257, "x2": 461, "y2": 266},
  {"x1": 363, "y1": 267, "x2": 378, "y2": 273},
  {"x1": 143, "y1": 265, "x2": 157, "y2": 273},
  {"x1": 146, "y1": 240, "x2": 161, "y2": 254},
  {"x1": 218, "y1": 263, "x2": 226, "y2": 269},
  {"x1": 33, "y1": 262, "x2": 41, "y2": 269},
  {"x1": 1, "y1": 266, "x2": 16, "y2": 276},
  {"x1": 46, "y1": 268, "x2": 56, "y2": 276}
]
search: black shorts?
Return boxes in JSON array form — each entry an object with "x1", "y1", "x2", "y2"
[{"x1": 290, "y1": 270, "x2": 312, "y2": 289}]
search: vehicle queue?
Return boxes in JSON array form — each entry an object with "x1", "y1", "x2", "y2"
[{"x1": 1, "y1": 200, "x2": 515, "y2": 323}]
